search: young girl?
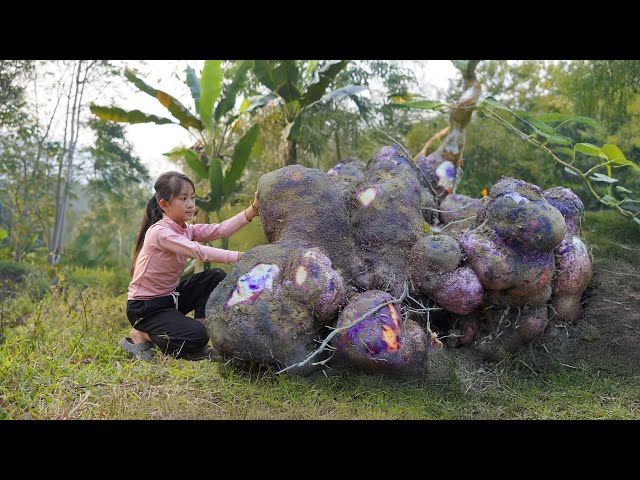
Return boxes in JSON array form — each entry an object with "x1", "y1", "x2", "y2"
[{"x1": 121, "y1": 170, "x2": 259, "y2": 361}]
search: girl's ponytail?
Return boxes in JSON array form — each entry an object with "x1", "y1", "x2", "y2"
[{"x1": 130, "y1": 195, "x2": 163, "y2": 276}]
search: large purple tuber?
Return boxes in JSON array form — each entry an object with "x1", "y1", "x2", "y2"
[
  {"x1": 205, "y1": 241, "x2": 347, "y2": 375},
  {"x1": 544, "y1": 187, "x2": 593, "y2": 323},
  {"x1": 330, "y1": 290, "x2": 434, "y2": 376},
  {"x1": 458, "y1": 177, "x2": 567, "y2": 356},
  {"x1": 438, "y1": 193, "x2": 486, "y2": 237},
  {"x1": 409, "y1": 234, "x2": 483, "y2": 315},
  {"x1": 349, "y1": 145, "x2": 433, "y2": 296},
  {"x1": 257, "y1": 165, "x2": 354, "y2": 277}
]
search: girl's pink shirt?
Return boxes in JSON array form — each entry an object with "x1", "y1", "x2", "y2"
[{"x1": 127, "y1": 211, "x2": 249, "y2": 300}]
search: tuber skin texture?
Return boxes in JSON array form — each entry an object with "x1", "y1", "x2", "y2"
[
  {"x1": 326, "y1": 156, "x2": 367, "y2": 198},
  {"x1": 544, "y1": 187, "x2": 593, "y2": 323},
  {"x1": 455, "y1": 313, "x2": 481, "y2": 347},
  {"x1": 461, "y1": 227, "x2": 556, "y2": 306},
  {"x1": 433, "y1": 267, "x2": 484, "y2": 315},
  {"x1": 349, "y1": 145, "x2": 431, "y2": 296},
  {"x1": 330, "y1": 290, "x2": 429, "y2": 376},
  {"x1": 458, "y1": 177, "x2": 567, "y2": 357},
  {"x1": 205, "y1": 241, "x2": 347, "y2": 375},
  {"x1": 410, "y1": 234, "x2": 462, "y2": 276},
  {"x1": 257, "y1": 165, "x2": 354, "y2": 277},
  {"x1": 475, "y1": 177, "x2": 567, "y2": 252},
  {"x1": 544, "y1": 186, "x2": 584, "y2": 235},
  {"x1": 438, "y1": 193, "x2": 487, "y2": 237},
  {"x1": 409, "y1": 234, "x2": 483, "y2": 316}
]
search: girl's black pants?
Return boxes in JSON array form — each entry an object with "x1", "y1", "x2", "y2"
[{"x1": 126, "y1": 268, "x2": 227, "y2": 359}]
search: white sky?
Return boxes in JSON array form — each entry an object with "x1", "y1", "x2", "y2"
[{"x1": 106, "y1": 60, "x2": 459, "y2": 179}]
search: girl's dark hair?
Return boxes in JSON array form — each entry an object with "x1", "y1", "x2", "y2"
[{"x1": 130, "y1": 171, "x2": 196, "y2": 276}]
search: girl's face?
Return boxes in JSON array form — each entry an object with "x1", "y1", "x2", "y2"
[{"x1": 159, "y1": 181, "x2": 196, "y2": 226}]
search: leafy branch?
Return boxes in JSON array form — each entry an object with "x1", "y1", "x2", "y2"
[
  {"x1": 477, "y1": 96, "x2": 640, "y2": 225},
  {"x1": 386, "y1": 60, "x2": 640, "y2": 226}
]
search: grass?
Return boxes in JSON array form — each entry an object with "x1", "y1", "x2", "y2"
[
  {"x1": 583, "y1": 210, "x2": 640, "y2": 264},
  {"x1": 1, "y1": 209, "x2": 640, "y2": 420}
]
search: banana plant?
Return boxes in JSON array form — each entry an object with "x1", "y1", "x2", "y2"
[
  {"x1": 252, "y1": 60, "x2": 365, "y2": 165},
  {"x1": 90, "y1": 60, "x2": 261, "y2": 240}
]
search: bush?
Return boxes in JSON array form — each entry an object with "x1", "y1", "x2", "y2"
[
  {"x1": 0, "y1": 260, "x2": 31, "y2": 284},
  {"x1": 63, "y1": 266, "x2": 132, "y2": 296},
  {"x1": 0, "y1": 261, "x2": 36, "y2": 301}
]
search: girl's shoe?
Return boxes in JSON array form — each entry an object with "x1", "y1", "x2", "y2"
[
  {"x1": 182, "y1": 346, "x2": 222, "y2": 362},
  {"x1": 120, "y1": 337, "x2": 156, "y2": 360}
]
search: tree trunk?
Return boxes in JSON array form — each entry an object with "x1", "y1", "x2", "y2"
[
  {"x1": 29, "y1": 61, "x2": 82, "y2": 261},
  {"x1": 49, "y1": 61, "x2": 91, "y2": 267},
  {"x1": 285, "y1": 140, "x2": 298, "y2": 166},
  {"x1": 49, "y1": 62, "x2": 81, "y2": 266},
  {"x1": 117, "y1": 228, "x2": 123, "y2": 266},
  {"x1": 437, "y1": 61, "x2": 482, "y2": 170}
]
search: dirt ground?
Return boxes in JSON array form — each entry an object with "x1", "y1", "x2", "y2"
[
  {"x1": 524, "y1": 257, "x2": 640, "y2": 377},
  {"x1": 437, "y1": 207, "x2": 640, "y2": 385},
  {"x1": 427, "y1": 253, "x2": 640, "y2": 389}
]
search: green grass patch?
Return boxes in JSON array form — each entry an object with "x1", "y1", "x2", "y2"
[
  {"x1": 583, "y1": 210, "x2": 640, "y2": 266},
  {"x1": 2, "y1": 282, "x2": 638, "y2": 420}
]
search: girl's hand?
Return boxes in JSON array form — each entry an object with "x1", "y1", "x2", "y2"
[
  {"x1": 243, "y1": 192, "x2": 259, "y2": 222},
  {"x1": 251, "y1": 191, "x2": 260, "y2": 215}
]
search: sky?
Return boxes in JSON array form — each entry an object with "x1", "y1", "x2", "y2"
[{"x1": 105, "y1": 60, "x2": 460, "y2": 180}]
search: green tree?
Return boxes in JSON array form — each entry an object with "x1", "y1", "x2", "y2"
[
  {"x1": 300, "y1": 60, "x2": 422, "y2": 170},
  {"x1": 44, "y1": 60, "x2": 117, "y2": 267},
  {"x1": 390, "y1": 60, "x2": 640, "y2": 224},
  {"x1": 477, "y1": 94, "x2": 640, "y2": 223},
  {"x1": 69, "y1": 182, "x2": 150, "y2": 268},
  {"x1": 0, "y1": 61, "x2": 41, "y2": 262},
  {"x1": 0, "y1": 60, "x2": 33, "y2": 128},
  {"x1": 429, "y1": 60, "x2": 572, "y2": 195},
  {"x1": 0, "y1": 124, "x2": 57, "y2": 262},
  {"x1": 564, "y1": 60, "x2": 640, "y2": 133},
  {"x1": 82, "y1": 117, "x2": 149, "y2": 196},
  {"x1": 559, "y1": 60, "x2": 640, "y2": 197},
  {"x1": 252, "y1": 60, "x2": 364, "y2": 166},
  {"x1": 63, "y1": 117, "x2": 150, "y2": 269},
  {"x1": 1, "y1": 60, "x2": 124, "y2": 266},
  {"x1": 469, "y1": 60, "x2": 640, "y2": 222}
]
